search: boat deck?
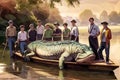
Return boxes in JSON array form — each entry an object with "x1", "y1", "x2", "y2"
[{"x1": 14, "y1": 52, "x2": 119, "y2": 72}]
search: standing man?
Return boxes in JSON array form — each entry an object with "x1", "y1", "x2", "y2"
[
  {"x1": 17, "y1": 25, "x2": 28, "y2": 56},
  {"x1": 88, "y1": 17, "x2": 100, "y2": 60},
  {"x1": 28, "y1": 24, "x2": 37, "y2": 42},
  {"x1": 98, "y1": 22, "x2": 112, "y2": 63},
  {"x1": 5, "y1": 20, "x2": 16, "y2": 58},
  {"x1": 42, "y1": 24, "x2": 53, "y2": 41},
  {"x1": 63, "y1": 23, "x2": 71, "y2": 40},
  {"x1": 70, "y1": 20, "x2": 79, "y2": 42},
  {"x1": 53, "y1": 22, "x2": 62, "y2": 41},
  {"x1": 36, "y1": 20, "x2": 44, "y2": 40}
]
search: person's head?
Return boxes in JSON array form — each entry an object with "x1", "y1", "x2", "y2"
[
  {"x1": 54, "y1": 22, "x2": 60, "y2": 28},
  {"x1": 63, "y1": 23, "x2": 68, "y2": 29},
  {"x1": 45, "y1": 25, "x2": 50, "y2": 30},
  {"x1": 101, "y1": 21, "x2": 108, "y2": 29},
  {"x1": 71, "y1": 20, "x2": 76, "y2": 26},
  {"x1": 8, "y1": 20, "x2": 13, "y2": 27},
  {"x1": 29, "y1": 24, "x2": 34, "y2": 30},
  {"x1": 89, "y1": 17, "x2": 94, "y2": 25},
  {"x1": 37, "y1": 20, "x2": 42, "y2": 26},
  {"x1": 20, "y1": 25, "x2": 25, "y2": 31}
]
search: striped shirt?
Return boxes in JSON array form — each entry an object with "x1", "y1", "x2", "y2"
[{"x1": 36, "y1": 25, "x2": 44, "y2": 34}]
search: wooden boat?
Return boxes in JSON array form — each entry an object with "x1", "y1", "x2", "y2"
[{"x1": 14, "y1": 52, "x2": 119, "y2": 72}]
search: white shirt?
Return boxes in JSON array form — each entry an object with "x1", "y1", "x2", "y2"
[
  {"x1": 36, "y1": 25, "x2": 44, "y2": 34},
  {"x1": 102, "y1": 29, "x2": 106, "y2": 42},
  {"x1": 18, "y1": 31, "x2": 27, "y2": 41},
  {"x1": 88, "y1": 24, "x2": 100, "y2": 36},
  {"x1": 70, "y1": 26, "x2": 79, "y2": 37}
]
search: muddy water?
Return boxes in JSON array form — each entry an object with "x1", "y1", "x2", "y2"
[{"x1": 0, "y1": 26, "x2": 120, "y2": 80}]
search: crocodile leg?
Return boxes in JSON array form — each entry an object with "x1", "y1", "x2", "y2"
[{"x1": 59, "y1": 51, "x2": 70, "y2": 69}]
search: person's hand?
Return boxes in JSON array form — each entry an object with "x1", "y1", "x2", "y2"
[
  {"x1": 15, "y1": 41, "x2": 19, "y2": 44},
  {"x1": 75, "y1": 37, "x2": 77, "y2": 41}
]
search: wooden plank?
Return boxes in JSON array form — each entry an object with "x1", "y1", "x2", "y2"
[{"x1": 14, "y1": 52, "x2": 119, "y2": 71}]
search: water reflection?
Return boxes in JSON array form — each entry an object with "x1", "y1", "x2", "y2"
[{"x1": 0, "y1": 58, "x2": 116, "y2": 80}]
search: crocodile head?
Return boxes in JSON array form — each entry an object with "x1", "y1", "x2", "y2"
[{"x1": 75, "y1": 44, "x2": 95, "y2": 63}]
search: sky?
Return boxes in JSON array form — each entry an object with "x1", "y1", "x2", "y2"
[{"x1": 55, "y1": 0, "x2": 120, "y2": 18}]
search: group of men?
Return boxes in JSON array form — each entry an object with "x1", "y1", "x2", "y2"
[
  {"x1": 88, "y1": 18, "x2": 112, "y2": 64},
  {"x1": 5, "y1": 19, "x2": 79, "y2": 58},
  {"x1": 5, "y1": 17, "x2": 112, "y2": 64}
]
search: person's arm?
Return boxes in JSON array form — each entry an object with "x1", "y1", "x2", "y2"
[
  {"x1": 5, "y1": 27, "x2": 8, "y2": 41},
  {"x1": 94, "y1": 26, "x2": 100, "y2": 38},
  {"x1": 26, "y1": 32, "x2": 29, "y2": 41},
  {"x1": 14, "y1": 27, "x2": 17, "y2": 37},
  {"x1": 16, "y1": 32, "x2": 20, "y2": 44},
  {"x1": 67, "y1": 29, "x2": 71, "y2": 37},
  {"x1": 42, "y1": 30, "x2": 45, "y2": 40},
  {"x1": 74, "y1": 27, "x2": 79, "y2": 41},
  {"x1": 28, "y1": 30, "x2": 30, "y2": 39},
  {"x1": 106, "y1": 29, "x2": 112, "y2": 47},
  {"x1": 35, "y1": 30, "x2": 37, "y2": 40},
  {"x1": 96, "y1": 26, "x2": 100, "y2": 37}
]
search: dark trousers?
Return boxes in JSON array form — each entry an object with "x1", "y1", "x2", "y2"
[
  {"x1": 20, "y1": 41, "x2": 27, "y2": 55},
  {"x1": 37, "y1": 34, "x2": 43, "y2": 40},
  {"x1": 53, "y1": 37, "x2": 61, "y2": 41},
  {"x1": 89, "y1": 36, "x2": 99, "y2": 60},
  {"x1": 44, "y1": 38, "x2": 52, "y2": 41},
  {"x1": 8, "y1": 37, "x2": 16, "y2": 57},
  {"x1": 70, "y1": 35, "x2": 79, "y2": 42},
  {"x1": 98, "y1": 42, "x2": 110, "y2": 62}
]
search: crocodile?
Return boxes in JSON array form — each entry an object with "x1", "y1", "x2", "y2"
[{"x1": 25, "y1": 40, "x2": 95, "y2": 69}]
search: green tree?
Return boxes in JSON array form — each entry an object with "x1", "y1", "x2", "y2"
[{"x1": 46, "y1": 8, "x2": 63, "y2": 24}]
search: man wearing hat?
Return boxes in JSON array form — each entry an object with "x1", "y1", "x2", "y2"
[
  {"x1": 88, "y1": 17, "x2": 100, "y2": 60},
  {"x1": 36, "y1": 20, "x2": 44, "y2": 40},
  {"x1": 5, "y1": 20, "x2": 16, "y2": 58},
  {"x1": 42, "y1": 24, "x2": 53, "y2": 41},
  {"x1": 28, "y1": 24, "x2": 37, "y2": 42},
  {"x1": 53, "y1": 22, "x2": 62, "y2": 41},
  {"x1": 98, "y1": 21, "x2": 112, "y2": 64},
  {"x1": 70, "y1": 19, "x2": 79, "y2": 42}
]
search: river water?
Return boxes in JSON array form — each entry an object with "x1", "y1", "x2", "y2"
[{"x1": 0, "y1": 26, "x2": 120, "y2": 80}]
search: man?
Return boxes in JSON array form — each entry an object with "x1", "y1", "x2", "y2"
[
  {"x1": 42, "y1": 24, "x2": 53, "y2": 41},
  {"x1": 70, "y1": 20, "x2": 79, "y2": 42},
  {"x1": 28, "y1": 24, "x2": 37, "y2": 42},
  {"x1": 17, "y1": 25, "x2": 28, "y2": 56},
  {"x1": 36, "y1": 20, "x2": 44, "y2": 40},
  {"x1": 63, "y1": 23, "x2": 70, "y2": 40},
  {"x1": 98, "y1": 22, "x2": 112, "y2": 64},
  {"x1": 88, "y1": 17, "x2": 100, "y2": 60},
  {"x1": 5, "y1": 20, "x2": 16, "y2": 58},
  {"x1": 53, "y1": 22, "x2": 62, "y2": 41}
]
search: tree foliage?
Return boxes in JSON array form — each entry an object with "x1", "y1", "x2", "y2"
[
  {"x1": 46, "y1": 8, "x2": 63, "y2": 24},
  {"x1": 0, "y1": 0, "x2": 65, "y2": 30}
]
